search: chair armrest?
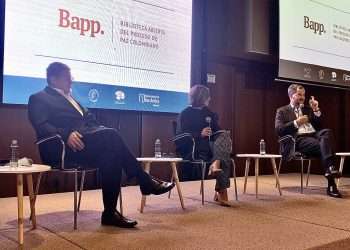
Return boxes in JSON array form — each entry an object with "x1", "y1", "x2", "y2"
[
  {"x1": 36, "y1": 134, "x2": 63, "y2": 145},
  {"x1": 36, "y1": 134, "x2": 66, "y2": 169},
  {"x1": 171, "y1": 133, "x2": 193, "y2": 142},
  {"x1": 171, "y1": 133, "x2": 196, "y2": 161},
  {"x1": 278, "y1": 135, "x2": 295, "y2": 144},
  {"x1": 278, "y1": 135, "x2": 296, "y2": 162}
]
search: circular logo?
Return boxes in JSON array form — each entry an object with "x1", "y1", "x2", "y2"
[
  {"x1": 115, "y1": 90, "x2": 125, "y2": 101},
  {"x1": 88, "y1": 89, "x2": 99, "y2": 103}
]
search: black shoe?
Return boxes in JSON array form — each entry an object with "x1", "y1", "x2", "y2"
[
  {"x1": 140, "y1": 176, "x2": 175, "y2": 195},
  {"x1": 101, "y1": 210, "x2": 137, "y2": 228},
  {"x1": 327, "y1": 185, "x2": 342, "y2": 198},
  {"x1": 325, "y1": 166, "x2": 341, "y2": 179}
]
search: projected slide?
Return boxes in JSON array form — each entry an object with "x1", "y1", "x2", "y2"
[
  {"x1": 279, "y1": 0, "x2": 350, "y2": 87},
  {"x1": 3, "y1": 0, "x2": 192, "y2": 112}
]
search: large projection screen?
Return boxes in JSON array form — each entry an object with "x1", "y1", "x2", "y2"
[
  {"x1": 2, "y1": 0, "x2": 192, "y2": 112},
  {"x1": 279, "y1": 0, "x2": 350, "y2": 88}
]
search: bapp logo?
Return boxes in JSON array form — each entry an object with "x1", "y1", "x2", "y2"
[
  {"x1": 58, "y1": 9, "x2": 104, "y2": 37},
  {"x1": 304, "y1": 16, "x2": 326, "y2": 35},
  {"x1": 88, "y1": 89, "x2": 99, "y2": 103}
]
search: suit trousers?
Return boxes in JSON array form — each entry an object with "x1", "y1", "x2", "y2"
[
  {"x1": 65, "y1": 128, "x2": 147, "y2": 212},
  {"x1": 296, "y1": 129, "x2": 335, "y2": 172}
]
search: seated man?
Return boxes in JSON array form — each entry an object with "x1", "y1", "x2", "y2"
[
  {"x1": 28, "y1": 62, "x2": 175, "y2": 228},
  {"x1": 275, "y1": 84, "x2": 341, "y2": 198}
]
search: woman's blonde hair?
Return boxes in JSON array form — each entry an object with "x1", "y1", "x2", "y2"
[{"x1": 189, "y1": 85, "x2": 210, "y2": 107}]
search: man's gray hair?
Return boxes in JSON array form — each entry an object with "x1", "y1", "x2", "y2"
[{"x1": 288, "y1": 84, "x2": 304, "y2": 98}]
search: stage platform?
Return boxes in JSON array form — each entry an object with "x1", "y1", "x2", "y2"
[{"x1": 1, "y1": 174, "x2": 350, "y2": 249}]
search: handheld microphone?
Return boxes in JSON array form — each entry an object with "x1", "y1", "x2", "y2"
[{"x1": 205, "y1": 116, "x2": 212, "y2": 140}]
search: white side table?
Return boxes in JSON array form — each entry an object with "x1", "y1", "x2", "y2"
[
  {"x1": 335, "y1": 152, "x2": 350, "y2": 186},
  {"x1": 0, "y1": 164, "x2": 51, "y2": 246},
  {"x1": 236, "y1": 154, "x2": 282, "y2": 198},
  {"x1": 136, "y1": 157, "x2": 184, "y2": 213}
]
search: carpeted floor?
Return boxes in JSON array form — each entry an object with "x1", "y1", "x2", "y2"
[{"x1": 1, "y1": 174, "x2": 350, "y2": 249}]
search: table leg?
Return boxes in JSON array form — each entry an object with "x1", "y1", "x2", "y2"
[
  {"x1": 17, "y1": 174, "x2": 24, "y2": 246},
  {"x1": 337, "y1": 156, "x2": 345, "y2": 187},
  {"x1": 271, "y1": 158, "x2": 282, "y2": 196},
  {"x1": 171, "y1": 162, "x2": 185, "y2": 210},
  {"x1": 255, "y1": 158, "x2": 259, "y2": 199},
  {"x1": 243, "y1": 158, "x2": 250, "y2": 194},
  {"x1": 26, "y1": 174, "x2": 37, "y2": 229},
  {"x1": 140, "y1": 162, "x2": 151, "y2": 213}
]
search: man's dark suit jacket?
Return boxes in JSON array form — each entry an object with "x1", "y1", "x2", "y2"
[
  {"x1": 28, "y1": 86, "x2": 100, "y2": 142},
  {"x1": 28, "y1": 86, "x2": 101, "y2": 165},
  {"x1": 275, "y1": 104, "x2": 322, "y2": 160}
]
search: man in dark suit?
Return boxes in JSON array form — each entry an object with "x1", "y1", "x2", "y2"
[
  {"x1": 28, "y1": 62, "x2": 175, "y2": 228},
  {"x1": 275, "y1": 84, "x2": 341, "y2": 198}
]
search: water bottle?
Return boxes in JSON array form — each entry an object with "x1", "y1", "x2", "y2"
[
  {"x1": 154, "y1": 139, "x2": 162, "y2": 158},
  {"x1": 259, "y1": 139, "x2": 266, "y2": 155},
  {"x1": 10, "y1": 140, "x2": 19, "y2": 167}
]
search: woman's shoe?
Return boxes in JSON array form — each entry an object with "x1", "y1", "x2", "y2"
[{"x1": 213, "y1": 191, "x2": 232, "y2": 207}]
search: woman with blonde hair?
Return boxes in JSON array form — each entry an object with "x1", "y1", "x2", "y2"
[{"x1": 176, "y1": 85, "x2": 233, "y2": 206}]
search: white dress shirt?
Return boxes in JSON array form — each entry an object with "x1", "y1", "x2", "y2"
[{"x1": 290, "y1": 104, "x2": 320, "y2": 135}]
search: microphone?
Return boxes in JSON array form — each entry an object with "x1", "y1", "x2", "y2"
[{"x1": 205, "y1": 116, "x2": 212, "y2": 140}]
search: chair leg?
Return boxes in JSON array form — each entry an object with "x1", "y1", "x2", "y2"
[
  {"x1": 231, "y1": 159, "x2": 238, "y2": 201},
  {"x1": 77, "y1": 171, "x2": 86, "y2": 213},
  {"x1": 300, "y1": 159, "x2": 304, "y2": 194},
  {"x1": 74, "y1": 170, "x2": 78, "y2": 230},
  {"x1": 201, "y1": 162, "x2": 206, "y2": 205},
  {"x1": 119, "y1": 188, "x2": 123, "y2": 216},
  {"x1": 30, "y1": 172, "x2": 43, "y2": 221},
  {"x1": 168, "y1": 172, "x2": 174, "y2": 199},
  {"x1": 199, "y1": 163, "x2": 203, "y2": 195},
  {"x1": 337, "y1": 156, "x2": 345, "y2": 187},
  {"x1": 306, "y1": 160, "x2": 311, "y2": 187}
]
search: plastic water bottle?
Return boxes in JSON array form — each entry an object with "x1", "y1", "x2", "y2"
[
  {"x1": 259, "y1": 139, "x2": 266, "y2": 155},
  {"x1": 10, "y1": 140, "x2": 19, "y2": 167},
  {"x1": 154, "y1": 139, "x2": 162, "y2": 158}
]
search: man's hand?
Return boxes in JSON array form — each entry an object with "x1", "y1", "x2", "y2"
[
  {"x1": 309, "y1": 96, "x2": 319, "y2": 111},
  {"x1": 296, "y1": 115, "x2": 309, "y2": 126},
  {"x1": 201, "y1": 127, "x2": 212, "y2": 138},
  {"x1": 67, "y1": 131, "x2": 85, "y2": 152}
]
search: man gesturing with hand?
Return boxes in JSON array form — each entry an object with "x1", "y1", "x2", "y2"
[{"x1": 275, "y1": 84, "x2": 341, "y2": 198}]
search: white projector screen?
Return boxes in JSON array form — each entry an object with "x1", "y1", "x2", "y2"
[
  {"x1": 279, "y1": 0, "x2": 350, "y2": 87},
  {"x1": 2, "y1": 0, "x2": 192, "y2": 112}
]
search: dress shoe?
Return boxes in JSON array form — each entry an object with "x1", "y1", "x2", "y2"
[
  {"x1": 325, "y1": 166, "x2": 341, "y2": 179},
  {"x1": 101, "y1": 210, "x2": 137, "y2": 228},
  {"x1": 327, "y1": 185, "x2": 342, "y2": 198},
  {"x1": 140, "y1": 176, "x2": 175, "y2": 195}
]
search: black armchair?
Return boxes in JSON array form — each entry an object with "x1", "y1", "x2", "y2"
[
  {"x1": 278, "y1": 135, "x2": 313, "y2": 193},
  {"x1": 171, "y1": 121, "x2": 238, "y2": 204},
  {"x1": 34, "y1": 134, "x2": 123, "y2": 229}
]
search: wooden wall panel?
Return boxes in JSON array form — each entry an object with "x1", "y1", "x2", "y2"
[{"x1": 1, "y1": 0, "x2": 350, "y2": 197}]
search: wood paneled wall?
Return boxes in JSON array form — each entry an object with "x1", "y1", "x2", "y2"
[{"x1": 1, "y1": 0, "x2": 350, "y2": 197}]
